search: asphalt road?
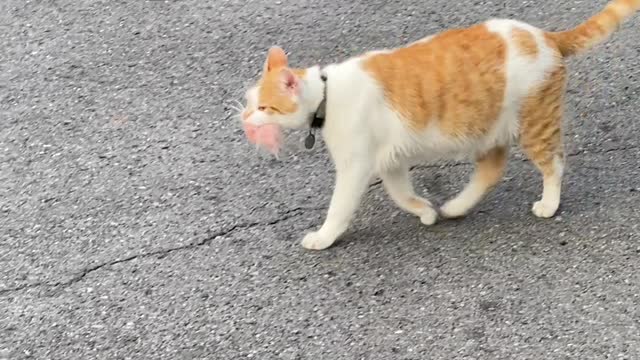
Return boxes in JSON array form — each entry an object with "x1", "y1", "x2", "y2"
[{"x1": 1, "y1": 0, "x2": 639, "y2": 359}]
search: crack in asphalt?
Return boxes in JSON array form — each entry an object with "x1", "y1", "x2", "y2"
[
  {"x1": 1, "y1": 145, "x2": 635, "y2": 296},
  {"x1": 0, "y1": 206, "x2": 325, "y2": 296},
  {"x1": 567, "y1": 144, "x2": 639, "y2": 157}
]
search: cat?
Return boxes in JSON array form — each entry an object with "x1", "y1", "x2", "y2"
[{"x1": 238, "y1": 0, "x2": 640, "y2": 250}]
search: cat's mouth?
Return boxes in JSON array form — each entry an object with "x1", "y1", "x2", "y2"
[
  {"x1": 230, "y1": 99, "x2": 286, "y2": 157},
  {"x1": 243, "y1": 122, "x2": 284, "y2": 156}
]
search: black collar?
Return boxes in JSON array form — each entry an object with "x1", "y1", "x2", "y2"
[
  {"x1": 304, "y1": 72, "x2": 327, "y2": 150},
  {"x1": 310, "y1": 72, "x2": 328, "y2": 129}
]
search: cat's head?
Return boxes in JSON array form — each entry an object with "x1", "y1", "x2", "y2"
[{"x1": 239, "y1": 47, "x2": 312, "y2": 155}]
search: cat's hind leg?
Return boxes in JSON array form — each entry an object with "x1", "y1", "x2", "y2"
[
  {"x1": 519, "y1": 68, "x2": 566, "y2": 219},
  {"x1": 380, "y1": 163, "x2": 438, "y2": 225},
  {"x1": 440, "y1": 146, "x2": 509, "y2": 218}
]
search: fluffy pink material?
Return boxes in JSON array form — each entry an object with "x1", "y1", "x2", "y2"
[{"x1": 243, "y1": 123, "x2": 283, "y2": 155}]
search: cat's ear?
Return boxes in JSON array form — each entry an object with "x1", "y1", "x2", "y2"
[
  {"x1": 264, "y1": 46, "x2": 288, "y2": 72},
  {"x1": 279, "y1": 68, "x2": 300, "y2": 95}
]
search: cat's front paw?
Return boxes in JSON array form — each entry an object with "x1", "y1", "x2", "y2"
[{"x1": 301, "y1": 231, "x2": 335, "y2": 250}]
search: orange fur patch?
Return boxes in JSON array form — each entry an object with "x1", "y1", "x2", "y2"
[
  {"x1": 547, "y1": 0, "x2": 640, "y2": 57},
  {"x1": 519, "y1": 66, "x2": 567, "y2": 172},
  {"x1": 291, "y1": 68, "x2": 307, "y2": 78},
  {"x1": 407, "y1": 197, "x2": 427, "y2": 211},
  {"x1": 475, "y1": 146, "x2": 509, "y2": 187},
  {"x1": 362, "y1": 24, "x2": 507, "y2": 137},
  {"x1": 257, "y1": 68, "x2": 306, "y2": 115},
  {"x1": 256, "y1": 47, "x2": 307, "y2": 116},
  {"x1": 512, "y1": 28, "x2": 538, "y2": 58},
  {"x1": 258, "y1": 70, "x2": 298, "y2": 115}
]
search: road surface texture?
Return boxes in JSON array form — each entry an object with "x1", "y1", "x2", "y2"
[{"x1": 1, "y1": 0, "x2": 639, "y2": 359}]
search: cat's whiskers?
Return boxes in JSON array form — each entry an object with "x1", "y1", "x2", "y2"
[
  {"x1": 226, "y1": 100, "x2": 246, "y2": 122},
  {"x1": 232, "y1": 99, "x2": 244, "y2": 109},
  {"x1": 227, "y1": 103, "x2": 243, "y2": 113}
]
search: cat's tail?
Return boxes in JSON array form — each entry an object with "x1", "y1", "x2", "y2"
[{"x1": 546, "y1": 0, "x2": 640, "y2": 57}]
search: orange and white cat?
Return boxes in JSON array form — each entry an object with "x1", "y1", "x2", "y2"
[{"x1": 239, "y1": 0, "x2": 640, "y2": 250}]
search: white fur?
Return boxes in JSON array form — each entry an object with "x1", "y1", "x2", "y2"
[
  {"x1": 247, "y1": 20, "x2": 566, "y2": 250},
  {"x1": 408, "y1": 35, "x2": 435, "y2": 46},
  {"x1": 532, "y1": 155, "x2": 564, "y2": 218}
]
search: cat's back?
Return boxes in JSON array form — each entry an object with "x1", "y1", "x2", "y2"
[{"x1": 360, "y1": 19, "x2": 562, "y2": 133}]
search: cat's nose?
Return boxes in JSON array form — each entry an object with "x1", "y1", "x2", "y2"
[{"x1": 242, "y1": 110, "x2": 254, "y2": 121}]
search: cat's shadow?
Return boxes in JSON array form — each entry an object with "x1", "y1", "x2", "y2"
[
  {"x1": 313, "y1": 156, "x2": 604, "y2": 260},
  {"x1": 333, "y1": 194, "x2": 559, "y2": 257}
]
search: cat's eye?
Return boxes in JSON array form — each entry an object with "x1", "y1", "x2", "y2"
[
  {"x1": 268, "y1": 106, "x2": 283, "y2": 114},
  {"x1": 256, "y1": 105, "x2": 283, "y2": 114}
]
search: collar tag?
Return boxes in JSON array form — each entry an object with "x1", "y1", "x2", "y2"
[
  {"x1": 304, "y1": 70, "x2": 327, "y2": 150},
  {"x1": 304, "y1": 130, "x2": 316, "y2": 149}
]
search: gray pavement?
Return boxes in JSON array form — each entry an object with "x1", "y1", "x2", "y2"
[{"x1": 1, "y1": 0, "x2": 639, "y2": 359}]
